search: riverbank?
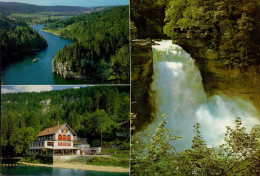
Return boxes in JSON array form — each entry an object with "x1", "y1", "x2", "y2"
[
  {"x1": 18, "y1": 162, "x2": 129, "y2": 173},
  {"x1": 41, "y1": 29, "x2": 61, "y2": 36}
]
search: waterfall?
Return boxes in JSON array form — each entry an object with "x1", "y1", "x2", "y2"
[{"x1": 150, "y1": 40, "x2": 260, "y2": 150}]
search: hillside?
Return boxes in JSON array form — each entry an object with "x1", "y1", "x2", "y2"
[
  {"x1": 0, "y1": 1, "x2": 90, "y2": 15},
  {"x1": 0, "y1": 15, "x2": 48, "y2": 67},
  {"x1": 1, "y1": 86, "x2": 130, "y2": 156},
  {"x1": 44, "y1": 6, "x2": 129, "y2": 84}
]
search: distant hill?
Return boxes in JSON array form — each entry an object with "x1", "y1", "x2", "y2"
[{"x1": 0, "y1": 1, "x2": 92, "y2": 15}]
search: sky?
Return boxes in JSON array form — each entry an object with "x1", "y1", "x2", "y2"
[
  {"x1": 0, "y1": 0, "x2": 129, "y2": 7},
  {"x1": 1, "y1": 85, "x2": 89, "y2": 94}
]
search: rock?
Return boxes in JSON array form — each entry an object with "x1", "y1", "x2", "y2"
[
  {"x1": 52, "y1": 59, "x2": 87, "y2": 80},
  {"x1": 205, "y1": 49, "x2": 219, "y2": 60}
]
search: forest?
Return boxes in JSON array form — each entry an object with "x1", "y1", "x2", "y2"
[
  {"x1": 44, "y1": 6, "x2": 129, "y2": 83},
  {"x1": 131, "y1": 115, "x2": 260, "y2": 176},
  {"x1": 1, "y1": 86, "x2": 130, "y2": 157},
  {"x1": 0, "y1": 15, "x2": 48, "y2": 67},
  {"x1": 131, "y1": 0, "x2": 260, "y2": 67}
]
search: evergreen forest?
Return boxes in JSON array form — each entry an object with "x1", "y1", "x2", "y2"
[
  {"x1": 0, "y1": 15, "x2": 48, "y2": 67},
  {"x1": 1, "y1": 86, "x2": 130, "y2": 157},
  {"x1": 44, "y1": 6, "x2": 129, "y2": 83}
]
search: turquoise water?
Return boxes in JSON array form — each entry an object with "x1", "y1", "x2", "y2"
[
  {"x1": 2, "y1": 24, "x2": 90, "y2": 85},
  {"x1": 1, "y1": 166, "x2": 129, "y2": 176}
]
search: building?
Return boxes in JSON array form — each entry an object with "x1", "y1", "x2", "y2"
[
  {"x1": 73, "y1": 138, "x2": 101, "y2": 155},
  {"x1": 29, "y1": 124, "x2": 80, "y2": 156}
]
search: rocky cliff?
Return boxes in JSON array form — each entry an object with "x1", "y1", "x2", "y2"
[
  {"x1": 131, "y1": 41, "x2": 155, "y2": 132},
  {"x1": 177, "y1": 39, "x2": 260, "y2": 111},
  {"x1": 52, "y1": 60, "x2": 87, "y2": 79}
]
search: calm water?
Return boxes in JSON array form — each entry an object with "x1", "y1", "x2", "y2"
[
  {"x1": 2, "y1": 24, "x2": 90, "y2": 85},
  {"x1": 1, "y1": 166, "x2": 129, "y2": 176}
]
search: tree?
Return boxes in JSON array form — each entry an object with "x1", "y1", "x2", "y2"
[
  {"x1": 131, "y1": 116, "x2": 260, "y2": 175},
  {"x1": 221, "y1": 117, "x2": 260, "y2": 175},
  {"x1": 132, "y1": 114, "x2": 181, "y2": 176},
  {"x1": 9, "y1": 127, "x2": 37, "y2": 155}
]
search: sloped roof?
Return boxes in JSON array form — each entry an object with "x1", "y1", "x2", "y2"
[{"x1": 37, "y1": 124, "x2": 77, "y2": 137}]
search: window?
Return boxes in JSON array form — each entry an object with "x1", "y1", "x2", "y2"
[
  {"x1": 68, "y1": 135, "x2": 71, "y2": 141},
  {"x1": 41, "y1": 142, "x2": 44, "y2": 146},
  {"x1": 68, "y1": 143, "x2": 71, "y2": 146},
  {"x1": 47, "y1": 142, "x2": 54, "y2": 147},
  {"x1": 58, "y1": 134, "x2": 62, "y2": 140},
  {"x1": 63, "y1": 135, "x2": 66, "y2": 140},
  {"x1": 58, "y1": 142, "x2": 61, "y2": 146},
  {"x1": 64, "y1": 142, "x2": 66, "y2": 146}
]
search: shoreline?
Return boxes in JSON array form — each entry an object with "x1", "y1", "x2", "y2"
[
  {"x1": 41, "y1": 29, "x2": 61, "y2": 36},
  {"x1": 18, "y1": 162, "x2": 129, "y2": 173}
]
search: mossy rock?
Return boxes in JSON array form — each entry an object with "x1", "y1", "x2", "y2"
[{"x1": 205, "y1": 49, "x2": 219, "y2": 60}]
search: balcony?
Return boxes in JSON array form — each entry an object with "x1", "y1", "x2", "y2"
[{"x1": 30, "y1": 141, "x2": 74, "y2": 150}]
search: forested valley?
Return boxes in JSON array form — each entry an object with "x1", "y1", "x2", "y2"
[
  {"x1": 0, "y1": 15, "x2": 48, "y2": 67},
  {"x1": 44, "y1": 6, "x2": 129, "y2": 83},
  {"x1": 1, "y1": 86, "x2": 130, "y2": 157}
]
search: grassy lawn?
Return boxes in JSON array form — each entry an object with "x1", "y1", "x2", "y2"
[
  {"x1": 100, "y1": 148, "x2": 129, "y2": 158},
  {"x1": 86, "y1": 156, "x2": 129, "y2": 168},
  {"x1": 87, "y1": 148, "x2": 129, "y2": 168},
  {"x1": 68, "y1": 148, "x2": 130, "y2": 168}
]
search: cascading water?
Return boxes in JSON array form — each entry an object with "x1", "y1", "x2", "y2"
[{"x1": 150, "y1": 40, "x2": 260, "y2": 150}]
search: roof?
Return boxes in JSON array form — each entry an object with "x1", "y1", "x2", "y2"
[{"x1": 37, "y1": 124, "x2": 77, "y2": 137}]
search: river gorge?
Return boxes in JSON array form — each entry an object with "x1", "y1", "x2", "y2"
[{"x1": 2, "y1": 24, "x2": 91, "y2": 85}]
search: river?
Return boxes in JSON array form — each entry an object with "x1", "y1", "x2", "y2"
[
  {"x1": 1, "y1": 165, "x2": 129, "y2": 176},
  {"x1": 2, "y1": 24, "x2": 90, "y2": 85}
]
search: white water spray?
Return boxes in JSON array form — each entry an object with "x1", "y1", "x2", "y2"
[{"x1": 150, "y1": 40, "x2": 260, "y2": 149}]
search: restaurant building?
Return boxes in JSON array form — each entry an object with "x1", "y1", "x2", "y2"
[{"x1": 29, "y1": 124, "x2": 80, "y2": 156}]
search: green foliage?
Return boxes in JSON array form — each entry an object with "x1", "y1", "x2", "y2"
[
  {"x1": 1, "y1": 86, "x2": 130, "y2": 156},
  {"x1": 20, "y1": 155, "x2": 42, "y2": 164},
  {"x1": 130, "y1": 0, "x2": 169, "y2": 38},
  {"x1": 45, "y1": 6, "x2": 129, "y2": 83},
  {"x1": 131, "y1": 116, "x2": 260, "y2": 175},
  {"x1": 0, "y1": 15, "x2": 48, "y2": 67},
  {"x1": 9, "y1": 127, "x2": 38, "y2": 155},
  {"x1": 131, "y1": 114, "x2": 181, "y2": 176},
  {"x1": 20, "y1": 154, "x2": 53, "y2": 164},
  {"x1": 164, "y1": 0, "x2": 260, "y2": 66},
  {"x1": 220, "y1": 117, "x2": 260, "y2": 175},
  {"x1": 86, "y1": 156, "x2": 129, "y2": 168},
  {"x1": 106, "y1": 46, "x2": 130, "y2": 83}
]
